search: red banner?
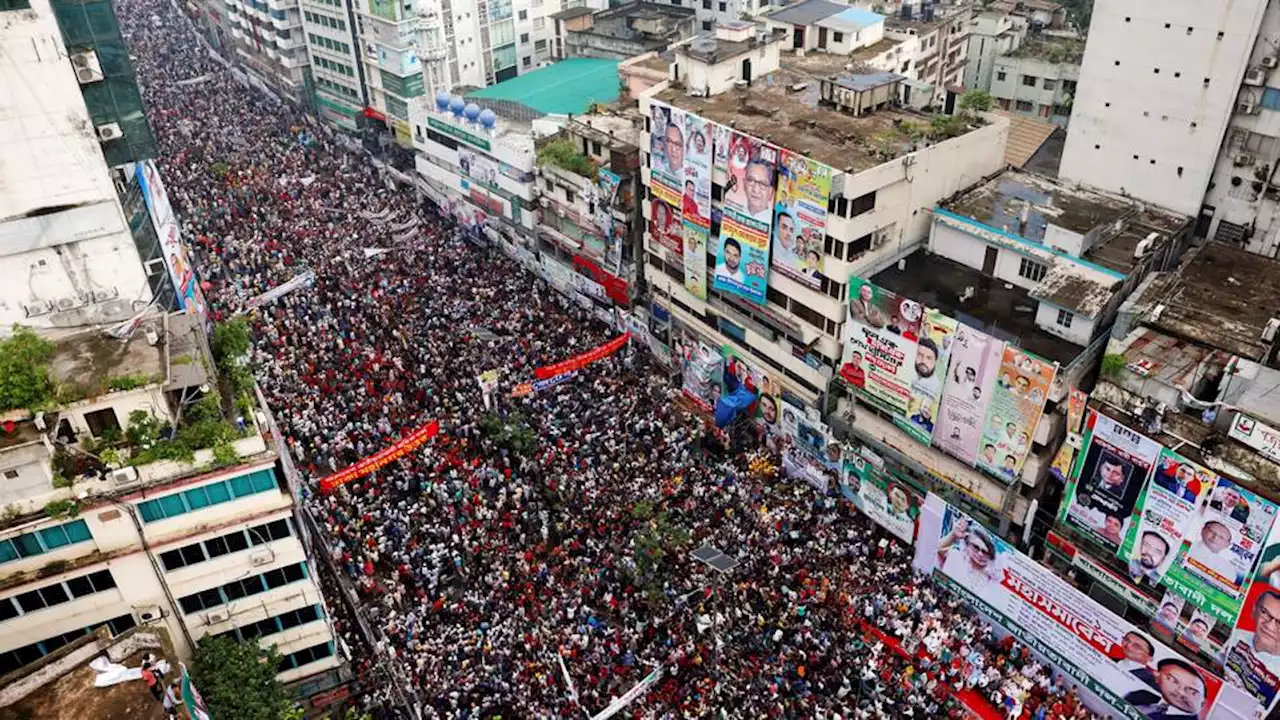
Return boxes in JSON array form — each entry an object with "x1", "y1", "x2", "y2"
[
  {"x1": 533, "y1": 333, "x2": 630, "y2": 380},
  {"x1": 319, "y1": 421, "x2": 440, "y2": 493}
]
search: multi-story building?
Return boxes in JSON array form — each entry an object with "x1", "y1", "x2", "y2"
[
  {"x1": 1060, "y1": 0, "x2": 1269, "y2": 222},
  {"x1": 550, "y1": 2, "x2": 696, "y2": 61},
  {"x1": 1042, "y1": 241, "x2": 1280, "y2": 678},
  {"x1": 301, "y1": 0, "x2": 367, "y2": 128},
  {"x1": 355, "y1": 0, "x2": 426, "y2": 145},
  {"x1": 963, "y1": 9, "x2": 1026, "y2": 93},
  {"x1": 987, "y1": 34, "x2": 1081, "y2": 126},
  {"x1": 882, "y1": 1, "x2": 971, "y2": 107},
  {"x1": 0, "y1": 315, "x2": 339, "y2": 685},
  {"x1": 224, "y1": 0, "x2": 312, "y2": 103},
  {"x1": 0, "y1": 0, "x2": 173, "y2": 329}
]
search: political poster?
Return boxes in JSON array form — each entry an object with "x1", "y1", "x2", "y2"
[
  {"x1": 682, "y1": 223, "x2": 708, "y2": 300},
  {"x1": 649, "y1": 200, "x2": 683, "y2": 257},
  {"x1": 596, "y1": 168, "x2": 623, "y2": 274},
  {"x1": 680, "y1": 339, "x2": 724, "y2": 412},
  {"x1": 135, "y1": 161, "x2": 207, "y2": 321},
  {"x1": 975, "y1": 346, "x2": 1057, "y2": 482},
  {"x1": 1179, "y1": 609, "x2": 1217, "y2": 654},
  {"x1": 839, "y1": 278, "x2": 924, "y2": 416},
  {"x1": 1228, "y1": 413, "x2": 1280, "y2": 466},
  {"x1": 1058, "y1": 410, "x2": 1161, "y2": 552},
  {"x1": 319, "y1": 421, "x2": 441, "y2": 492},
  {"x1": 722, "y1": 346, "x2": 781, "y2": 429},
  {"x1": 784, "y1": 444, "x2": 835, "y2": 493},
  {"x1": 1223, "y1": 521, "x2": 1280, "y2": 715},
  {"x1": 712, "y1": 123, "x2": 730, "y2": 175},
  {"x1": 771, "y1": 151, "x2": 831, "y2": 287},
  {"x1": 895, "y1": 310, "x2": 957, "y2": 445},
  {"x1": 917, "y1": 493, "x2": 1227, "y2": 720},
  {"x1": 681, "y1": 112, "x2": 713, "y2": 228},
  {"x1": 1164, "y1": 478, "x2": 1279, "y2": 626},
  {"x1": 712, "y1": 132, "x2": 776, "y2": 305},
  {"x1": 1049, "y1": 387, "x2": 1090, "y2": 483},
  {"x1": 458, "y1": 147, "x2": 500, "y2": 188},
  {"x1": 841, "y1": 444, "x2": 921, "y2": 543},
  {"x1": 1153, "y1": 591, "x2": 1187, "y2": 638},
  {"x1": 1118, "y1": 449, "x2": 1218, "y2": 589},
  {"x1": 932, "y1": 324, "x2": 1003, "y2": 465},
  {"x1": 647, "y1": 101, "x2": 684, "y2": 207},
  {"x1": 794, "y1": 415, "x2": 842, "y2": 470}
]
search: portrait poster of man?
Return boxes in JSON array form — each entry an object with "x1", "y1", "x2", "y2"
[{"x1": 1058, "y1": 410, "x2": 1161, "y2": 552}]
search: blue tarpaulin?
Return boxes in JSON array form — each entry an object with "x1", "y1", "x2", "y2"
[{"x1": 714, "y1": 371, "x2": 758, "y2": 428}]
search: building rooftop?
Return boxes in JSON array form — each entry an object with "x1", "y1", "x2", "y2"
[
  {"x1": 1084, "y1": 206, "x2": 1188, "y2": 275},
  {"x1": 766, "y1": 0, "x2": 849, "y2": 26},
  {"x1": 656, "y1": 53, "x2": 988, "y2": 172},
  {"x1": 831, "y1": 70, "x2": 903, "y2": 92},
  {"x1": 0, "y1": 648, "x2": 167, "y2": 720},
  {"x1": 1110, "y1": 326, "x2": 1232, "y2": 391},
  {"x1": 678, "y1": 26, "x2": 783, "y2": 64},
  {"x1": 552, "y1": 5, "x2": 595, "y2": 20},
  {"x1": 1131, "y1": 241, "x2": 1280, "y2": 364},
  {"x1": 871, "y1": 250, "x2": 1084, "y2": 365},
  {"x1": 1028, "y1": 262, "x2": 1118, "y2": 319},
  {"x1": 48, "y1": 319, "x2": 169, "y2": 402},
  {"x1": 815, "y1": 6, "x2": 885, "y2": 33},
  {"x1": 997, "y1": 112, "x2": 1057, "y2": 169},
  {"x1": 570, "y1": 113, "x2": 643, "y2": 149},
  {"x1": 597, "y1": 1, "x2": 695, "y2": 21},
  {"x1": 1003, "y1": 35, "x2": 1084, "y2": 64},
  {"x1": 467, "y1": 59, "x2": 621, "y2": 115},
  {"x1": 943, "y1": 170, "x2": 1132, "y2": 242},
  {"x1": 849, "y1": 36, "x2": 904, "y2": 62}
]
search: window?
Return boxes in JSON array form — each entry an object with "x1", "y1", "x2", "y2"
[
  {"x1": 176, "y1": 562, "x2": 309, "y2": 615},
  {"x1": 1055, "y1": 309, "x2": 1073, "y2": 328},
  {"x1": 702, "y1": 0, "x2": 710, "y2": 7},
  {"x1": 1018, "y1": 257, "x2": 1047, "y2": 282},
  {"x1": 996, "y1": 70, "x2": 1006, "y2": 82},
  {"x1": 518, "y1": 8, "x2": 526, "y2": 19},
  {"x1": 718, "y1": 1, "x2": 725, "y2": 9},
  {"x1": 849, "y1": 191, "x2": 875, "y2": 217},
  {"x1": 1015, "y1": 100, "x2": 1034, "y2": 112},
  {"x1": 702, "y1": 19, "x2": 711, "y2": 30},
  {"x1": 535, "y1": 38, "x2": 547, "y2": 50},
  {"x1": 832, "y1": 31, "x2": 844, "y2": 43},
  {"x1": 1, "y1": 0, "x2": 32, "y2": 9},
  {"x1": 520, "y1": 32, "x2": 529, "y2": 43},
  {"x1": 278, "y1": 641, "x2": 335, "y2": 671},
  {"x1": 523, "y1": 56, "x2": 532, "y2": 67},
  {"x1": 137, "y1": 468, "x2": 278, "y2": 523},
  {"x1": 1, "y1": 570, "x2": 116, "y2": 619},
  {"x1": 162, "y1": 518, "x2": 294, "y2": 571},
  {"x1": 0, "y1": 614, "x2": 136, "y2": 676},
  {"x1": 1021, "y1": 74, "x2": 1037, "y2": 86},
  {"x1": 1042, "y1": 78, "x2": 1056, "y2": 91},
  {"x1": 0, "y1": 520, "x2": 93, "y2": 565}
]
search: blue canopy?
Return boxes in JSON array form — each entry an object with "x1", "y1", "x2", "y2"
[{"x1": 714, "y1": 371, "x2": 759, "y2": 428}]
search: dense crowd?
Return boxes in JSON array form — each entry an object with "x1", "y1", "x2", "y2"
[{"x1": 117, "y1": 0, "x2": 1106, "y2": 717}]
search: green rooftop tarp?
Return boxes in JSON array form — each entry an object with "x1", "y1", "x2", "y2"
[{"x1": 468, "y1": 59, "x2": 621, "y2": 115}]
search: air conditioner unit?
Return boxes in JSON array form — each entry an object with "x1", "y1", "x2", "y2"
[
  {"x1": 1245, "y1": 67, "x2": 1267, "y2": 86},
  {"x1": 108, "y1": 466, "x2": 140, "y2": 487},
  {"x1": 1235, "y1": 152, "x2": 1257, "y2": 166},
  {"x1": 1237, "y1": 101, "x2": 1258, "y2": 115},
  {"x1": 1263, "y1": 317, "x2": 1280, "y2": 343},
  {"x1": 55, "y1": 297, "x2": 78, "y2": 311},
  {"x1": 24, "y1": 300, "x2": 52, "y2": 317},
  {"x1": 1263, "y1": 56, "x2": 1279, "y2": 69},
  {"x1": 72, "y1": 50, "x2": 104, "y2": 84},
  {"x1": 204, "y1": 609, "x2": 229, "y2": 625},
  {"x1": 92, "y1": 287, "x2": 119, "y2": 302},
  {"x1": 248, "y1": 549, "x2": 274, "y2": 567},
  {"x1": 134, "y1": 605, "x2": 164, "y2": 623},
  {"x1": 97, "y1": 123, "x2": 124, "y2": 141}
]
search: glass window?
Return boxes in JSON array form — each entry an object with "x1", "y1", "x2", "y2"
[
  {"x1": 283, "y1": 563, "x2": 306, "y2": 583},
  {"x1": 15, "y1": 590, "x2": 45, "y2": 613},
  {"x1": 184, "y1": 486, "x2": 212, "y2": 510},
  {"x1": 138, "y1": 500, "x2": 164, "y2": 523},
  {"x1": 38, "y1": 526, "x2": 71, "y2": 550},
  {"x1": 179, "y1": 595, "x2": 204, "y2": 614},
  {"x1": 0, "y1": 541, "x2": 17, "y2": 563},
  {"x1": 63, "y1": 521, "x2": 91, "y2": 543},
  {"x1": 88, "y1": 570, "x2": 116, "y2": 592},
  {"x1": 206, "y1": 482, "x2": 232, "y2": 505},
  {"x1": 225, "y1": 532, "x2": 250, "y2": 554},
  {"x1": 39, "y1": 584, "x2": 69, "y2": 606},
  {"x1": 66, "y1": 575, "x2": 94, "y2": 598},
  {"x1": 229, "y1": 475, "x2": 255, "y2": 497},
  {"x1": 263, "y1": 568, "x2": 286, "y2": 589},
  {"x1": 157, "y1": 494, "x2": 187, "y2": 518},
  {"x1": 205, "y1": 535, "x2": 231, "y2": 558},
  {"x1": 107, "y1": 614, "x2": 137, "y2": 635},
  {"x1": 13, "y1": 534, "x2": 42, "y2": 558},
  {"x1": 180, "y1": 545, "x2": 206, "y2": 566},
  {"x1": 160, "y1": 548, "x2": 185, "y2": 571}
]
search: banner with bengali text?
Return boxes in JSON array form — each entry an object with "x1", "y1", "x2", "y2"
[{"x1": 319, "y1": 420, "x2": 440, "y2": 493}]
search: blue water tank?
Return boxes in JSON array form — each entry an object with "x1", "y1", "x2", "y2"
[
  {"x1": 435, "y1": 91, "x2": 451, "y2": 111},
  {"x1": 478, "y1": 108, "x2": 497, "y2": 128},
  {"x1": 449, "y1": 96, "x2": 466, "y2": 116},
  {"x1": 463, "y1": 103, "x2": 481, "y2": 121}
]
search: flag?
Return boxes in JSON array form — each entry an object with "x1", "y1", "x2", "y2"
[{"x1": 181, "y1": 663, "x2": 212, "y2": 720}]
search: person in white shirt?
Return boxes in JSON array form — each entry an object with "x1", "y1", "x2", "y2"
[
  {"x1": 1187, "y1": 519, "x2": 1243, "y2": 587},
  {"x1": 1116, "y1": 631, "x2": 1156, "y2": 679},
  {"x1": 1232, "y1": 590, "x2": 1280, "y2": 677},
  {"x1": 714, "y1": 237, "x2": 746, "y2": 285}
]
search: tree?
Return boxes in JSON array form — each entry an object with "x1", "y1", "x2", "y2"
[
  {"x1": 958, "y1": 89, "x2": 994, "y2": 113},
  {"x1": 212, "y1": 318, "x2": 252, "y2": 365},
  {"x1": 0, "y1": 325, "x2": 57, "y2": 411},
  {"x1": 190, "y1": 635, "x2": 295, "y2": 720},
  {"x1": 537, "y1": 138, "x2": 596, "y2": 178}
]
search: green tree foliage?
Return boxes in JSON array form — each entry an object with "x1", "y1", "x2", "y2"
[
  {"x1": 190, "y1": 635, "x2": 294, "y2": 720},
  {"x1": 958, "y1": 89, "x2": 994, "y2": 112},
  {"x1": 212, "y1": 318, "x2": 252, "y2": 365},
  {"x1": 479, "y1": 412, "x2": 537, "y2": 456},
  {"x1": 537, "y1": 138, "x2": 596, "y2": 178},
  {"x1": 0, "y1": 326, "x2": 57, "y2": 411},
  {"x1": 1101, "y1": 353, "x2": 1127, "y2": 377}
]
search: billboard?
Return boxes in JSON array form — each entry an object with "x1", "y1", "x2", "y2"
[
  {"x1": 1223, "y1": 521, "x2": 1280, "y2": 715},
  {"x1": 135, "y1": 161, "x2": 206, "y2": 320},
  {"x1": 1118, "y1": 449, "x2": 1218, "y2": 589},
  {"x1": 723, "y1": 345, "x2": 781, "y2": 430},
  {"x1": 1164, "y1": 478, "x2": 1279, "y2": 626},
  {"x1": 771, "y1": 151, "x2": 831, "y2": 287},
  {"x1": 712, "y1": 132, "x2": 776, "y2": 305},
  {"x1": 931, "y1": 324, "x2": 1003, "y2": 465},
  {"x1": 917, "y1": 493, "x2": 1226, "y2": 720},
  {"x1": 1058, "y1": 410, "x2": 1162, "y2": 552},
  {"x1": 841, "y1": 444, "x2": 921, "y2": 543},
  {"x1": 680, "y1": 339, "x2": 723, "y2": 412},
  {"x1": 682, "y1": 224, "x2": 708, "y2": 300},
  {"x1": 975, "y1": 346, "x2": 1057, "y2": 482},
  {"x1": 712, "y1": 123, "x2": 730, "y2": 175},
  {"x1": 681, "y1": 112, "x2": 713, "y2": 301},
  {"x1": 648, "y1": 101, "x2": 685, "y2": 207},
  {"x1": 895, "y1": 310, "x2": 957, "y2": 445},
  {"x1": 1050, "y1": 387, "x2": 1090, "y2": 483},
  {"x1": 649, "y1": 200, "x2": 683, "y2": 257},
  {"x1": 458, "y1": 147, "x2": 500, "y2": 188},
  {"x1": 839, "y1": 278, "x2": 924, "y2": 416},
  {"x1": 595, "y1": 168, "x2": 623, "y2": 275}
]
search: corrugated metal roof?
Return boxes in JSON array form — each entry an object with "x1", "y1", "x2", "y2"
[{"x1": 768, "y1": 0, "x2": 846, "y2": 26}]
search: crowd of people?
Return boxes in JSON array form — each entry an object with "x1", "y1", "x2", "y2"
[{"x1": 117, "y1": 0, "x2": 1108, "y2": 717}]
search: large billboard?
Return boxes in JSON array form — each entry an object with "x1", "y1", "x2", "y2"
[
  {"x1": 1163, "y1": 478, "x2": 1279, "y2": 626},
  {"x1": 1049, "y1": 387, "x2": 1090, "y2": 483},
  {"x1": 712, "y1": 132, "x2": 776, "y2": 305},
  {"x1": 722, "y1": 345, "x2": 781, "y2": 430},
  {"x1": 839, "y1": 278, "x2": 924, "y2": 416},
  {"x1": 895, "y1": 310, "x2": 957, "y2": 445},
  {"x1": 649, "y1": 200, "x2": 683, "y2": 257},
  {"x1": 679, "y1": 339, "x2": 723, "y2": 412},
  {"x1": 841, "y1": 444, "x2": 921, "y2": 543},
  {"x1": 135, "y1": 161, "x2": 206, "y2": 320},
  {"x1": 1118, "y1": 449, "x2": 1218, "y2": 589},
  {"x1": 917, "y1": 494, "x2": 1227, "y2": 720},
  {"x1": 975, "y1": 346, "x2": 1057, "y2": 482},
  {"x1": 648, "y1": 101, "x2": 685, "y2": 208},
  {"x1": 931, "y1": 324, "x2": 1002, "y2": 465},
  {"x1": 681, "y1": 112, "x2": 713, "y2": 301},
  {"x1": 1058, "y1": 410, "x2": 1162, "y2": 552},
  {"x1": 771, "y1": 151, "x2": 831, "y2": 287},
  {"x1": 1223, "y1": 522, "x2": 1280, "y2": 715}
]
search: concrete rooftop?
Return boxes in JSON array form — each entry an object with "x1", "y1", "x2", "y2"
[
  {"x1": 656, "y1": 52, "x2": 986, "y2": 172},
  {"x1": 49, "y1": 319, "x2": 168, "y2": 401},
  {"x1": 872, "y1": 250, "x2": 1083, "y2": 365},
  {"x1": 943, "y1": 169, "x2": 1132, "y2": 242}
]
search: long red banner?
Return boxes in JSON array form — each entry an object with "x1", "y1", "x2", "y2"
[
  {"x1": 533, "y1": 333, "x2": 630, "y2": 380},
  {"x1": 319, "y1": 420, "x2": 440, "y2": 493}
]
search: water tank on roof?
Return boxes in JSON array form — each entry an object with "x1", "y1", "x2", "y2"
[
  {"x1": 449, "y1": 96, "x2": 466, "y2": 116},
  {"x1": 900, "y1": 4, "x2": 912, "y2": 20},
  {"x1": 479, "y1": 108, "x2": 497, "y2": 128},
  {"x1": 435, "y1": 91, "x2": 451, "y2": 111},
  {"x1": 464, "y1": 103, "x2": 481, "y2": 121}
]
